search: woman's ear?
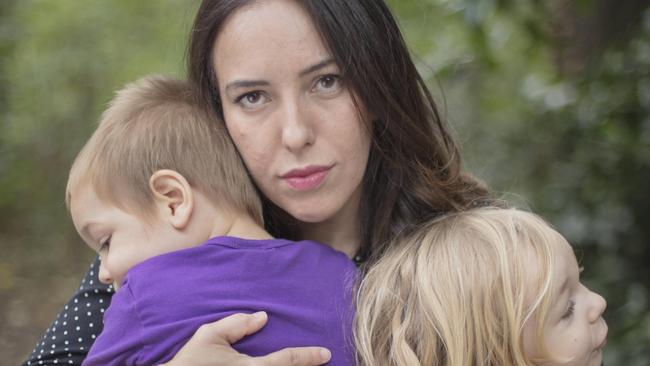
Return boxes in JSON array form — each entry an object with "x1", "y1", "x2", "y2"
[{"x1": 149, "y1": 170, "x2": 194, "y2": 230}]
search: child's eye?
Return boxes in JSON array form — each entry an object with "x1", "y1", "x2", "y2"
[
  {"x1": 99, "y1": 236, "x2": 111, "y2": 253},
  {"x1": 561, "y1": 299, "x2": 575, "y2": 320}
]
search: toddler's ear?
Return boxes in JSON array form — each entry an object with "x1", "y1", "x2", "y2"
[{"x1": 149, "y1": 170, "x2": 193, "y2": 230}]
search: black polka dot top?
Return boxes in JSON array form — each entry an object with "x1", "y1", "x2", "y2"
[{"x1": 21, "y1": 257, "x2": 113, "y2": 366}]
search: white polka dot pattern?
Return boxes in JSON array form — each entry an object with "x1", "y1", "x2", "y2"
[{"x1": 21, "y1": 257, "x2": 113, "y2": 366}]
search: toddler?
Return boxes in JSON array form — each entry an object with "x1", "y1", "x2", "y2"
[
  {"x1": 66, "y1": 75, "x2": 356, "y2": 366},
  {"x1": 355, "y1": 207, "x2": 607, "y2": 366}
]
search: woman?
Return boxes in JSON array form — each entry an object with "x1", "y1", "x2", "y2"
[{"x1": 23, "y1": 1, "x2": 491, "y2": 365}]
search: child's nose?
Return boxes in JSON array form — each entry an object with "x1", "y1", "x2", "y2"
[
  {"x1": 588, "y1": 289, "x2": 607, "y2": 322},
  {"x1": 98, "y1": 263, "x2": 113, "y2": 285}
]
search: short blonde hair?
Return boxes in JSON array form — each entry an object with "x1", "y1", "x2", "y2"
[
  {"x1": 355, "y1": 207, "x2": 563, "y2": 366},
  {"x1": 66, "y1": 75, "x2": 262, "y2": 224}
]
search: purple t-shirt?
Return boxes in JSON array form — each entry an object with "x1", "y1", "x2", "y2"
[{"x1": 82, "y1": 236, "x2": 357, "y2": 366}]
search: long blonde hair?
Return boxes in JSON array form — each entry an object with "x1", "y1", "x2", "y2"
[{"x1": 355, "y1": 207, "x2": 561, "y2": 365}]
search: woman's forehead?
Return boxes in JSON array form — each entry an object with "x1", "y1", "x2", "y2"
[{"x1": 212, "y1": 0, "x2": 330, "y2": 79}]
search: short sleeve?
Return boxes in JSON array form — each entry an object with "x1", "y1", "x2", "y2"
[
  {"x1": 21, "y1": 257, "x2": 114, "y2": 366},
  {"x1": 82, "y1": 280, "x2": 144, "y2": 366}
]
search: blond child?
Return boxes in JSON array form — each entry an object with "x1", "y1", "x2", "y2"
[
  {"x1": 355, "y1": 207, "x2": 607, "y2": 366},
  {"x1": 66, "y1": 75, "x2": 356, "y2": 366}
]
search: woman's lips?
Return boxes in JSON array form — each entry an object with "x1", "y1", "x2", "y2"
[{"x1": 281, "y1": 165, "x2": 332, "y2": 191}]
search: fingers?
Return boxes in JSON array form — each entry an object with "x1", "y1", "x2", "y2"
[
  {"x1": 181, "y1": 313, "x2": 331, "y2": 366},
  {"x1": 195, "y1": 311, "x2": 269, "y2": 346},
  {"x1": 255, "y1": 347, "x2": 331, "y2": 366}
]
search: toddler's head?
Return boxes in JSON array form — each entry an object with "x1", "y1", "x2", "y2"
[
  {"x1": 355, "y1": 207, "x2": 607, "y2": 366},
  {"x1": 66, "y1": 75, "x2": 263, "y2": 289}
]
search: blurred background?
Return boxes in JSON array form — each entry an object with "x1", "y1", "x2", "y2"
[{"x1": 1, "y1": 0, "x2": 648, "y2": 364}]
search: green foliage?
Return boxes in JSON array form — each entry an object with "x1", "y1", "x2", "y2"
[{"x1": 2, "y1": 0, "x2": 648, "y2": 364}]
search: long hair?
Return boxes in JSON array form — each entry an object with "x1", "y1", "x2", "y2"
[
  {"x1": 354, "y1": 208, "x2": 559, "y2": 366},
  {"x1": 187, "y1": 0, "x2": 493, "y2": 259}
]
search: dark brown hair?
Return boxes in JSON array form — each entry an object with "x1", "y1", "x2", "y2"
[{"x1": 188, "y1": 0, "x2": 493, "y2": 262}]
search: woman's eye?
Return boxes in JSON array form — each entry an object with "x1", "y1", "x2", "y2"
[
  {"x1": 313, "y1": 74, "x2": 341, "y2": 93},
  {"x1": 561, "y1": 300, "x2": 575, "y2": 320},
  {"x1": 235, "y1": 91, "x2": 268, "y2": 109}
]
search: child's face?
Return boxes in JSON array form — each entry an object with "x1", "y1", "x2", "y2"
[
  {"x1": 70, "y1": 186, "x2": 192, "y2": 290},
  {"x1": 523, "y1": 237, "x2": 608, "y2": 366}
]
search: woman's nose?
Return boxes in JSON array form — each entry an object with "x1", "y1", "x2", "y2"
[
  {"x1": 587, "y1": 289, "x2": 607, "y2": 322},
  {"x1": 280, "y1": 98, "x2": 314, "y2": 152},
  {"x1": 98, "y1": 262, "x2": 113, "y2": 285}
]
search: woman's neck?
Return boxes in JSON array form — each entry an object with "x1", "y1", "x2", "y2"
[
  {"x1": 300, "y1": 223, "x2": 360, "y2": 258},
  {"x1": 296, "y1": 189, "x2": 362, "y2": 259}
]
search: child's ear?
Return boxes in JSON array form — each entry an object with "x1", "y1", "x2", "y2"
[{"x1": 149, "y1": 170, "x2": 194, "y2": 230}]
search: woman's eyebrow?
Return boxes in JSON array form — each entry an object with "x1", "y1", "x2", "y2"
[
  {"x1": 299, "y1": 57, "x2": 335, "y2": 77},
  {"x1": 224, "y1": 58, "x2": 335, "y2": 94},
  {"x1": 225, "y1": 80, "x2": 270, "y2": 94}
]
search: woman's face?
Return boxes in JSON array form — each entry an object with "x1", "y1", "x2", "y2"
[{"x1": 212, "y1": 0, "x2": 371, "y2": 225}]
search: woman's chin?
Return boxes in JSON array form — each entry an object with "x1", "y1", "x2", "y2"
[{"x1": 287, "y1": 207, "x2": 333, "y2": 224}]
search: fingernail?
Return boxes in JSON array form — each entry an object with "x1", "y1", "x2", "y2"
[
  {"x1": 320, "y1": 349, "x2": 331, "y2": 361},
  {"x1": 252, "y1": 311, "x2": 266, "y2": 320}
]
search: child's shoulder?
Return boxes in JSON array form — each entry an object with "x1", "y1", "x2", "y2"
[
  {"x1": 208, "y1": 236, "x2": 356, "y2": 269},
  {"x1": 205, "y1": 236, "x2": 296, "y2": 250}
]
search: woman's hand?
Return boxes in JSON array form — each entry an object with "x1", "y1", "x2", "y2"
[{"x1": 160, "y1": 312, "x2": 332, "y2": 366}]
